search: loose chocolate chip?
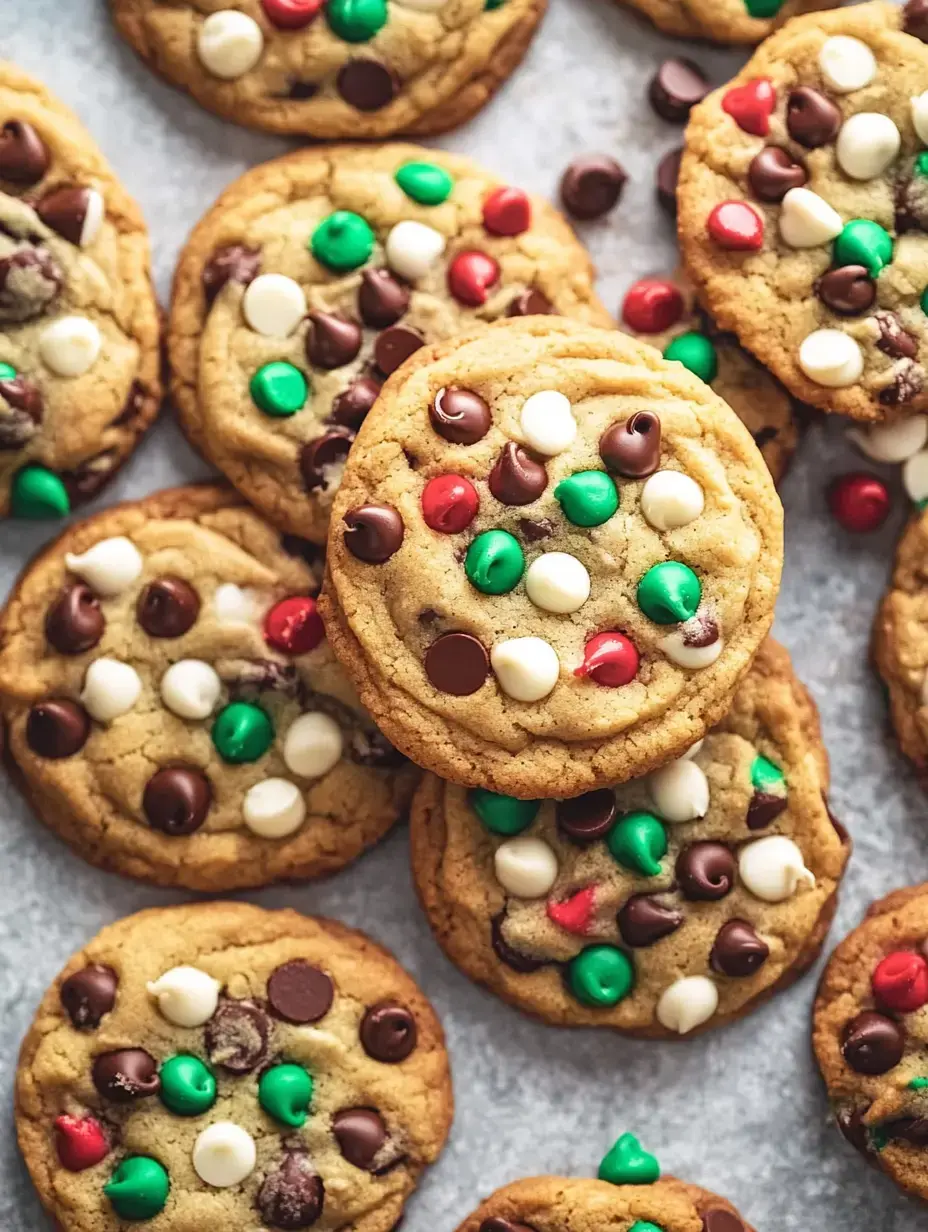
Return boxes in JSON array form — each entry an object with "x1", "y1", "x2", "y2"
[
  {"x1": 880, "y1": 1117, "x2": 928, "y2": 1146},
  {"x1": 491, "y1": 913, "x2": 545, "y2": 973},
  {"x1": 306, "y1": 311, "x2": 362, "y2": 369},
  {"x1": 333, "y1": 1108, "x2": 387, "y2": 1170},
  {"x1": 257, "y1": 1150, "x2": 325, "y2": 1230},
  {"x1": 137, "y1": 577, "x2": 201, "y2": 638},
  {"x1": 202, "y1": 244, "x2": 261, "y2": 303},
  {"x1": 0, "y1": 248, "x2": 63, "y2": 321},
  {"x1": 358, "y1": 268, "x2": 409, "y2": 329},
  {"x1": 599, "y1": 411, "x2": 661, "y2": 477},
  {"x1": 0, "y1": 375, "x2": 43, "y2": 448},
  {"x1": 374, "y1": 325, "x2": 424, "y2": 376},
  {"x1": 92, "y1": 1049, "x2": 160, "y2": 1102},
  {"x1": 710, "y1": 919, "x2": 769, "y2": 977},
  {"x1": 874, "y1": 310, "x2": 919, "y2": 360},
  {"x1": 648, "y1": 58, "x2": 710, "y2": 122},
  {"x1": 143, "y1": 767, "x2": 212, "y2": 836},
  {"x1": 360, "y1": 1001, "x2": 417, "y2": 1062},
  {"x1": 556, "y1": 789, "x2": 616, "y2": 845},
  {"x1": 702, "y1": 1212, "x2": 746, "y2": 1232},
  {"x1": 842, "y1": 1011, "x2": 906, "y2": 1075},
  {"x1": 560, "y1": 155, "x2": 627, "y2": 220},
  {"x1": 675, "y1": 842, "x2": 735, "y2": 901},
  {"x1": 488, "y1": 442, "x2": 547, "y2": 505},
  {"x1": 425, "y1": 632, "x2": 489, "y2": 696},
  {"x1": 835, "y1": 1105, "x2": 873, "y2": 1158},
  {"x1": 329, "y1": 377, "x2": 381, "y2": 430},
  {"x1": 35, "y1": 187, "x2": 94, "y2": 245},
  {"x1": 786, "y1": 87, "x2": 841, "y2": 148},
  {"x1": 205, "y1": 999, "x2": 270, "y2": 1074},
  {"x1": 656, "y1": 147, "x2": 683, "y2": 216},
  {"x1": 905, "y1": 0, "x2": 928, "y2": 40},
  {"x1": 0, "y1": 120, "x2": 50, "y2": 184},
  {"x1": 507, "y1": 287, "x2": 554, "y2": 317},
  {"x1": 429, "y1": 386, "x2": 491, "y2": 444},
  {"x1": 336, "y1": 59, "x2": 399, "y2": 111},
  {"x1": 617, "y1": 894, "x2": 684, "y2": 947},
  {"x1": 518, "y1": 517, "x2": 554, "y2": 542},
  {"x1": 26, "y1": 700, "x2": 91, "y2": 759},
  {"x1": 45, "y1": 584, "x2": 104, "y2": 655},
  {"x1": 747, "y1": 146, "x2": 808, "y2": 203},
  {"x1": 343, "y1": 504, "x2": 404, "y2": 563},
  {"x1": 816, "y1": 265, "x2": 876, "y2": 316},
  {"x1": 746, "y1": 791, "x2": 787, "y2": 830},
  {"x1": 267, "y1": 960, "x2": 334, "y2": 1024},
  {"x1": 300, "y1": 429, "x2": 354, "y2": 493},
  {"x1": 879, "y1": 359, "x2": 925, "y2": 407},
  {"x1": 481, "y1": 1221, "x2": 536, "y2": 1232},
  {"x1": 60, "y1": 964, "x2": 117, "y2": 1028}
]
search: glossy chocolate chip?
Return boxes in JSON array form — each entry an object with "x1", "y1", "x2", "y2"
[
  {"x1": 702, "y1": 1212, "x2": 745, "y2": 1232},
  {"x1": 835, "y1": 1105, "x2": 872, "y2": 1157},
  {"x1": 45, "y1": 584, "x2": 104, "y2": 655},
  {"x1": 288, "y1": 80, "x2": 319, "y2": 100},
  {"x1": 560, "y1": 155, "x2": 627, "y2": 220},
  {"x1": 786, "y1": 87, "x2": 841, "y2": 148},
  {"x1": 556, "y1": 790, "x2": 616, "y2": 845},
  {"x1": 92, "y1": 1049, "x2": 160, "y2": 1102},
  {"x1": 143, "y1": 767, "x2": 212, "y2": 836},
  {"x1": 424, "y1": 632, "x2": 489, "y2": 696},
  {"x1": 256, "y1": 1150, "x2": 325, "y2": 1230},
  {"x1": 842, "y1": 1011, "x2": 906, "y2": 1075},
  {"x1": 874, "y1": 310, "x2": 919, "y2": 360},
  {"x1": 0, "y1": 120, "x2": 49, "y2": 184},
  {"x1": 905, "y1": 0, "x2": 928, "y2": 40},
  {"x1": 333, "y1": 1108, "x2": 387, "y2": 1170},
  {"x1": 202, "y1": 244, "x2": 261, "y2": 304},
  {"x1": 205, "y1": 999, "x2": 270, "y2": 1074},
  {"x1": 330, "y1": 377, "x2": 380, "y2": 430},
  {"x1": 488, "y1": 442, "x2": 547, "y2": 505},
  {"x1": 300, "y1": 430, "x2": 353, "y2": 492},
  {"x1": 656, "y1": 147, "x2": 683, "y2": 215},
  {"x1": 518, "y1": 517, "x2": 554, "y2": 542},
  {"x1": 306, "y1": 311, "x2": 362, "y2": 369},
  {"x1": 617, "y1": 894, "x2": 684, "y2": 947},
  {"x1": 429, "y1": 387, "x2": 491, "y2": 444},
  {"x1": 26, "y1": 700, "x2": 91, "y2": 759},
  {"x1": 267, "y1": 960, "x2": 334, "y2": 1023},
  {"x1": 0, "y1": 248, "x2": 63, "y2": 320},
  {"x1": 137, "y1": 577, "x2": 201, "y2": 638},
  {"x1": 491, "y1": 913, "x2": 545, "y2": 973},
  {"x1": 675, "y1": 842, "x2": 735, "y2": 901},
  {"x1": 507, "y1": 287, "x2": 554, "y2": 317},
  {"x1": 60, "y1": 964, "x2": 117, "y2": 1028},
  {"x1": 0, "y1": 374, "x2": 43, "y2": 448},
  {"x1": 648, "y1": 58, "x2": 710, "y2": 122},
  {"x1": 817, "y1": 265, "x2": 875, "y2": 316},
  {"x1": 360, "y1": 1001, "x2": 417, "y2": 1062},
  {"x1": 599, "y1": 411, "x2": 661, "y2": 477},
  {"x1": 710, "y1": 919, "x2": 769, "y2": 977},
  {"x1": 747, "y1": 146, "x2": 807, "y2": 203},
  {"x1": 35, "y1": 187, "x2": 94, "y2": 245},
  {"x1": 336, "y1": 59, "x2": 398, "y2": 111},
  {"x1": 879, "y1": 361, "x2": 924, "y2": 407},
  {"x1": 746, "y1": 791, "x2": 787, "y2": 830},
  {"x1": 343, "y1": 504, "x2": 404, "y2": 563},
  {"x1": 358, "y1": 268, "x2": 409, "y2": 328},
  {"x1": 374, "y1": 325, "x2": 424, "y2": 376}
]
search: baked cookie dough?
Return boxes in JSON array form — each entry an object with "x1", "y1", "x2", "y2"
[
  {"x1": 618, "y1": 0, "x2": 835, "y2": 45},
  {"x1": 16, "y1": 902, "x2": 452, "y2": 1232},
  {"x1": 0, "y1": 62, "x2": 160, "y2": 520},
  {"x1": 109, "y1": 0, "x2": 544, "y2": 138},
  {"x1": 0, "y1": 484, "x2": 417, "y2": 891},
  {"x1": 411, "y1": 639, "x2": 849, "y2": 1035},
  {"x1": 169, "y1": 143, "x2": 612, "y2": 542},
  {"x1": 321, "y1": 317, "x2": 783, "y2": 800}
]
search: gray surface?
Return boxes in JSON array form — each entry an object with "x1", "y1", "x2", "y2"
[{"x1": 0, "y1": 0, "x2": 922, "y2": 1228}]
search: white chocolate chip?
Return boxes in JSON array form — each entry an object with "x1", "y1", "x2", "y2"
[
  {"x1": 798, "y1": 330, "x2": 863, "y2": 388},
  {"x1": 850, "y1": 415, "x2": 928, "y2": 463},
  {"x1": 648, "y1": 757, "x2": 710, "y2": 822},
  {"x1": 193, "y1": 1122, "x2": 256, "y2": 1188},
  {"x1": 160, "y1": 660, "x2": 222, "y2": 721},
  {"x1": 65, "y1": 536, "x2": 142, "y2": 596},
  {"x1": 659, "y1": 625, "x2": 722, "y2": 670},
  {"x1": 147, "y1": 966, "x2": 221, "y2": 1027},
  {"x1": 656, "y1": 976, "x2": 719, "y2": 1035},
  {"x1": 243, "y1": 779, "x2": 307, "y2": 839},
  {"x1": 197, "y1": 11, "x2": 264, "y2": 80},
  {"x1": 519, "y1": 390, "x2": 577, "y2": 456},
  {"x1": 242, "y1": 274, "x2": 307, "y2": 337},
  {"x1": 640, "y1": 470, "x2": 705, "y2": 530},
  {"x1": 738, "y1": 835, "x2": 815, "y2": 903},
  {"x1": 283, "y1": 712, "x2": 343, "y2": 778},
  {"x1": 524, "y1": 552, "x2": 590, "y2": 614},
  {"x1": 384, "y1": 220, "x2": 445, "y2": 281},
  {"x1": 681, "y1": 739, "x2": 703, "y2": 760},
  {"x1": 494, "y1": 836, "x2": 559, "y2": 898},
  {"x1": 491, "y1": 637, "x2": 560, "y2": 702},
  {"x1": 904, "y1": 449, "x2": 928, "y2": 504},
  {"x1": 213, "y1": 583, "x2": 259, "y2": 626},
  {"x1": 79, "y1": 189, "x2": 105, "y2": 248},
  {"x1": 819, "y1": 36, "x2": 877, "y2": 94},
  {"x1": 836, "y1": 113, "x2": 901, "y2": 181},
  {"x1": 80, "y1": 658, "x2": 142, "y2": 723},
  {"x1": 913, "y1": 92, "x2": 928, "y2": 145},
  {"x1": 778, "y1": 187, "x2": 843, "y2": 249},
  {"x1": 39, "y1": 315, "x2": 102, "y2": 377}
]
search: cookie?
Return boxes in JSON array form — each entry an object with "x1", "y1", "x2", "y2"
[
  {"x1": 410, "y1": 639, "x2": 849, "y2": 1035},
  {"x1": 0, "y1": 62, "x2": 160, "y2": 520},
  {"x1": 169, "y1": 144, "x2": 612, "y2": 543},
  {"x1": 617, "y1": 0, "x2": 835, "y2": 45},
  {"x1": 15, "y1": 901, "x2": 452, "y2": 1232},
  {"x1": 621, "y1": 270, "x2": 800, "y2": 485},
  {"x1": 109, "y1": 0, "x2": 544, "y2": 139},
  {"x1": 320, "y1": 316, "x2": 784, "y2": 800},
  {"x1": 0, "y1": 484, "x2": 417, "y2": 891},
  {"x1": 678, "y1": 1, "x2": 928, "y2": 423}
]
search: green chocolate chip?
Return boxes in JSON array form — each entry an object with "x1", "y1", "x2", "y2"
[
  {"x1": 916, "y1": 152, "x2": 928, "y2": 179},
  {"x1": 465, "y1": 529, "x2": 524, "y2": 594},
  {"x1": 630, "y1": 1225, "x2": 664, "y2": 1232},
  {"x1": 469, "y1": 788, "x2": 540, "y2": 835},
  {"x1": 159, "y1": 1055, "x2": 216, "y2": 1117},
  {"x1": 833, "y1": 220, "x2": 894, "y2": 279},
  {"x1": 871, "y1": 1126, "x2": 889, "y2": 1152},
  {"x1": 605, "y1": 810, "x2": 668, "y2": 876},
  {"x1": 554, "y1": 471, "x2": 619, "y2": 528},
  {"x1": 395, "y1": 161, "x2": 454, "y2": 206},
  {"x1": 0, "y1": 361, "x2": 16, "y2": 380},
  {"x1": 11, "y1": 465, "x2": 71, "y2": 519},
  {"x1": 909, "y1": 1077, "x2": 928, "y2": 1090},
  {"x1": 311, "y1": 211, "x2": 375, "y2": 273},
  {"x1": 598, "y1": 1133, "x2": 661, "y2": 1185},
  {"x1": 921, "y1": 287, "x2": 928, "y2": 316},
  {"x1": 637, "y1": 561, "x2": 701, "y2": 624},
  {"x1": 743, "y1": 0, "x2": 784, "y2": 15},
  {"x1": 663, "y1": 331, "x2": 718, "y2": 384},
  {"x1": 326, "y1": 0, "x2": 388, "y2": 42},
  {"x1": 250, "y1": 362, "x2": 309, "y2": 417},
  {"x1": 567, "y1": 945, "x2": 634, "y2": 1008},
  {"x1": 751, "y1": 754, "x2": 785, "y2": 794},
  {"x1": 259, "y1": 1063, "x2": 314, "y2": 1128},
  {"x1": 485, "y1": 0, "x2": 507, "y2": 7},
  {"x1": 105, "y1": 1156, "x2": 170, "y2": 1221},
  {"x1": 212, "y1": 702, "x2": 274, "y2": 764}
]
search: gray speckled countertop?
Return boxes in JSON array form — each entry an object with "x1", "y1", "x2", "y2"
[{"x1": 0, "y1": 1, "x2": 922, "y2": 1228}]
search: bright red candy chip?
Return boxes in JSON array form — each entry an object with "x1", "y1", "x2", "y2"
[
  {"x1": 447, "y1": 250, "x2": 501, "y2": 307},
  {"x1": 482, "y1": 186, "x2": 531, "y2": 237},
  {"x1": 707, "y1": 201, "x2": 764, "y2": 251},
  {"x1": 622, "y1": 278, "x2": 685, "y2": 334},
  {"x1": 264, "y1": 596, "x2": 325, "y2": 655},
  {"x1": 827, "y1": 472, "x2": 891, "y2": 534},
  {"x1": 721, "y1": 77, "x2": 776, "y2": 137},
  {"x1": 261, "y1": 0, "x2": 325, "y2": 28},
  {"x1": 55, "y1": 1115, "x2": 109, "y2": 1172},
  {"x1": 547, "y1": 885, "x2": 597, "y2": 936},
  {"x1": 872, "y1": 950, "x2": 928, "y2": 1014},
  {"x1": 422, "y1": 474, "x2": 479, "y2": 534},
  {"x1": 575, "y1": 632, "x2": 639, "y2": 687}
]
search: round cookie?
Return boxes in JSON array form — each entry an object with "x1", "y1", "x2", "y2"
[
  {"x1": 617, "y1": 0, "x2": 836, "y2": 46},
  {"x1": 410, "y1": 639, "x2": 849, "y2": 1035},
  {"x1": 169, "y1": 144, "x2": 612, "y2": 543},
  {"x1": 0, "y1": 62, "x2": 160, "y2": 520},
  {"x1": 15, "y1": 901, "x2": 452, "y2": 1232},
  {"x1": 678, "y1": 1, "x2": 928, "y2": 423},
  {"x1": 621, "y1": 270, "x2": 800, "y2": 485},
  {"x1": 109, "y1": 0, "x2": 544, "y2": 139},
  {"x1": 0, "y1": 484, "x2": 417, "y2": 891},
  {"x1": 321, "y1": 316, "x2": 784, "y2": 800}
]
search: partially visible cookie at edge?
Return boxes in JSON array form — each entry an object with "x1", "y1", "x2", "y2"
[{"x1": 617, "y1": 0, "x2": 836, "y2": 45}]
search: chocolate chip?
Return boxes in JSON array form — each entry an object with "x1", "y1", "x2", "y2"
[
  {"x1": 0, "y1": 375, "x2": 43, "y2": 449},
  {"x1": 92, "y1": 1049, "x2": 160, "y2": 1102},
  {"x1": 835, "y1": 1105, "x2": 872, "y2": 1157},
  {"x1": 710, "y1": 919, "x2": 769, "y2": 977},
  {"x1": 488, "y1": 442, "x2": 547, "y2": 505},
  {"x1": 360, "y1": 1001, "x2": 417, "y2": 1062},
  {"x1": 374, "y1": 325, "x2": 424, "y2": 376},
  {"x1": 656, "y1": 147, "x2": 683, "y2": 216},
  {"x1": 343, "y1": 504, "x2": 404, "y2": 563},
  {"x1": 905, "y1": 0, "x2": 928, "y2": 40},
  {"x1": 599, "y1": 411, "x2": 661, "y2": 477},
  {"x1": 0, "y1": 247, "x2": 63, "y2": 321},
  {"x1": 333, "y1": 1108, "x2": 387, "y2": 1170},
  {"x1": 205, "y1": 999, "x2": 270, "y2": 1074},
  {"x1": 874, "y1": 310, "x2": 919, "y2": 360},
  {"x1": 701, "y1": 1212, "x2": 745, "y2": 1232},
  {"x1": 256, "y1": 1150, "x2": 325, "y2": 1230},
  {"x1": 0, "y1": 120, "x2": 49, "y2": 184},
  {"x1": 306, "y1": 311, "x2": 362, "y2": 369},
  {"x1": 480, "y1": 1221, "x2": 536, "y2": 1232},
  {"x1": 336, "y1": 59, "x2": 398, "y2": 111},
  {"x1": 60, "y1": 964, "x2": 117, "y2": 1028},
  {"x1": 816, "y1": 265, "x2": 875, "y2": 316},
  {"x1": 44, "y1": 584, "x2": 104, "y2": 656},
  {"x1": 267, "y1": 960, "x2": 334, "y2": 1023},
  {"x1": 429, "y1": 386, "x2": 491, "y2": 444},
  {"x1": 518, "y1": 517, "x2": 554, "y2": 542},
  {"x1": 879, "y1": 359, "x2": 925, "y2": 407},
  {"x1": 358, "y1": 268, "x2": 409, "y2": 329},
  {"x1": 202, "y1": 244, "x2": 261, "y2": 304},
  {"x1": 143, "y1": 767, "x2": 211, "y2": 836},
  {"x1": 879, "y1": 1117, "x2": 928, "y2": 1146},
  {"x1": 137, "y1": 577, "x2": 201, "y2": 638},
  {"x1": 300, "y1": 430, "x2": 353, "y2": 492},
  {"x1": 747, "y1": 146, "x2": 808, "y2": 203},
  {"x1": 617, "y1": 894, "x2": 684, "y2": 947},
  {"x1": 648, "y1": 58, "x2": 709, "y2": 122},
  {"x1": 507, "y1": 287, "x2": 554, "y2": 317},
  {"x1": 682, "y1": 613, "x2": 719, "y2": 648},
  {"x1": 491, "y1": 913, "x2": 545, "y2": 973},
  {"x1": 288, "y1": 80, "x2": 319, "y2": 101},
  {"x1": 329, "y1": 377, "x2": 380, "y2": 430},
  {"x1": 26, "y1": 700, "x2": 90, "y2": 759},
  {"x1": 60, "y1": 453, "x2": 118, "y2": 504},
  {"x1": 675, "y1": 842, "x2": 735, "y2": 901},
  {"x1": 556, "y1": 790, "x2": 616, "y2": 845},
  {"x1": 35, "y1": 187, "x2": 94, "y2": 245},
  {"x1": 424, "y1": 632, "x2": 489, "y2": 696},
  {"x1": 842, "y1": 1011, "x2": 906, "y2": 1075},
  {"x1": 347, "y1": 726, "x2": 407, "y2": 768},
  {"x1": 746, "y1": 791, "x2": 787, "y2": 830},
  {"x1": 786, "y1": 87, "x2": 841, "y2": 148},
  {"x1": 560, "y1": 155, "x2": 627, "y2": 220}
]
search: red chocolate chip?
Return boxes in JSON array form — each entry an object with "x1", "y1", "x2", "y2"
[
  {"x1": 872, "y1": 950, "x2": 928, "y2": 1013},
  {"x1": 622, "y1": 278, "x2": 685, "y2": 334},
  {"x1": 267, "y1": 959, "x2": 334, "y2": 1023},
  {"x1": 721, "y1": 78, "x2": 775, "y2": 136},
  {"x1": 421, "y1": 474, "x2": 479, "y2": 533},
  {"x1": 54, "y1": 1115, "x2": 109, "y2": 1172},
  {"x1": 574, "y1": 631, "x2": 639, "y2": 687},
  {"x1": 707, "y1": 201, "x2": 764, "y2": 252},
  {"x1": 360, "y1": 1001, "x2": 417, "y2": 1062},
  {"x1": 546, "y1": 886, "x2": 597, "y2": 936},
  {"x1": 447, "y1": 250, "x2": 500, "y2": 307},
  {"x1": 262, "y1": 0, "x2": 325, "y2": 28},
  {"x1": 482, "y1": 186, "x2": 531, "y2": 236},
  {"x1": 429, "y1": 387, "x2": 491, "y2": 444},
  {"x1": 45, "y1": 583, "x2": 104, "y2": 655},
  {"x1": 560, "y1": 155, "x2": 627, "y2": 220},
  {"x1": 264, "y1": 596, "x2": 325, "y2": 655},
  {"x1": 827, "y1": 473, "x2": 890, "y2": 534},
  {"x1": 424, "y1": 632, "x2": 489, "y2": 696}
]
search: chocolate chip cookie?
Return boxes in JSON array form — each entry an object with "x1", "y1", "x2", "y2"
[
  {"x1": 321, "y1": 316, "x2": 784, "y2": 800},
  {"x1": 619, "y1": 0, "x2": 835, "y2": 45},
  {"x1": 110, "y1": 0, "x2": 544, "y2": 138},
  {"x1": 410, "y1": 639, "x2": 849, "y2": 1035},
  {"x1": 16, "y1": 901, "x2": 452, "y2": 1232},
  {"x1": 0, "y1": 484, "x2": 417, "y2": 891},
  {"x1": 169, "y1": 144, "x2": 612, "y2": 543},
  {"x1": 0, "y1": 62, "x2": 160, "y2": 520}
]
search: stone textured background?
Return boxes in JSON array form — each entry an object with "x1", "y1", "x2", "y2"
[{"x1": 0, "y1": 0, "x2": 922, "y2": 1228}]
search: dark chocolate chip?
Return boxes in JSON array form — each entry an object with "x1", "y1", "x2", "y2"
[
  {"x1": 748, "y1": 146, "x2": 808, "y2": 203},
  {"x1": 879, "y1": 359, "x2": 925, "y2": 407},
  {"x1": 556, "y1": 789, "x2": 616, "y2": 845},
  {"x1": 874, "y1": 310, "x2": 919, "y2": 359},
  {"x1": 205, "y1": 999, "x2": 270, "y2": 1074},
  {"x1": 617, "y1": 894, "x2": 684, "y2": 947},
  {"x1": 267, "y1": 960, "x2": 334, "y2": 1024},
  {"x1": 333, "y1": 1108, "x2": 387, "y2": 1170},
  {"x1": 560, "y1": 155, "x2": 627, "y2": 220},
  {"x1": 518, "y1": 517, "x2": 554, "y2": 542},
  {"x1": 202, "y1": 244, "x2": 261, "y2": 304},
  {"x1": 746, "y1": 791, "x2": 787, "y2": 830},
  {"x1": 491, "y1": 913, "x2": 545, "y2": 973},
  {"x1": 256, "y1": 1150, "x2": 325, "y2": 1230},
  {"x1": 835, "y1": 1105, "x2": 873, "y2": 1157},
  {"x1": 45, "y1": 584, "x2": 104, "y2": 655},
  {"x1": 506, "y1": 287, "x2": 554, "y2": 317},
  {"x1": 599, "y1": 411, "x2": 661, "y2": 477},
  {"x1": 358, "y1": 268, "x2": 409, "y2": 329},
  {"x1": 26, "y1": 699, "x2": 91, "y2": 759},
  {"x1": 143, "y1": 767, "x2": 212, "y2": 836},
  {"x1": 656, "y1": 147, "x2": 683, "y2": 216},
  {"x1": 786, "y1": 87, "x2": 841, "y2": 148},
  {"x1": 701, "y1": 1212, "x2": 746, "y2": 1232},
  {"x1": 374, "y1": 325, "x2": 424, "y2": 376},
  {"x1": 648, "y1": 58, "x2": 710, "y2": 122},
  {"x1": 0, "y1": 120, "x2": 49, "y2": 184},
  {"x1": 360, "y1": 1001, "x2": 417, "y2": 1062},
  {"x1": 0, "y1": 247, "x2": 63, "y2": 320},
  {"x1": 60, "y1": 964, "x2": 117, "y2": 1029},
  {"x1": 481, "y1": 1221, "x2": 536, "y2": 1232},
  {"x1": 91, "y1": 1049, "x2": 160, "y2": 1102},
  {"x1": 710, "y1": 919, "x2": 769, "y2": 977},
  {"x1": 904, "y1": 0, "x2": 928, "y2": 40},
  {"x1": 329, "y1": 377, "x2": 381, "y2": 430},
  {"x1": 137, "y1": 577, "x2": 201, "y2": 638},
  {"x1": 306, "y1": 311, "x2": 362, "y2": 369},
  {"x1": 816, "y1": 265, "x2": 876, "y2": 316},
  {"x1": 841, "y1": 1011, "x2": 906, "y2": 1075},
  {"x1": 35, "y1": 187, "x2": 94, "y2": 245},
  {"x1": 300, "y1": 429, "x2": 353, "y2": 492},
  {"x1": 682, "y1": 613, "x2": 719, "y2": 648},
  {"x1": 675, "y1": 842, "x2": 735, "y2": 901},
  {"x1": 424, "y1": 631, "x2": 489, "y2": 696},
  {"x1": 429, "y1": 386, "x2": 491, "y2": 444},
  {"x1": 0, "y1": 375, "x2": 43, "y2": 448},
  {"x1": 488, "y1": 441, "x2": 547, "y2": 505},
  {"x1": 879, "y1": 1116, "x2": 928, "y2": 1146},
  {"x1": 343, "y1": 504, "x2": 404, "y2": 563},
  {"x1": 336, "y1": 59, "x2": 399, "y2": 111},
  {"x1": 288, "y1": 81, "x2": 320, "y2": 100}
]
